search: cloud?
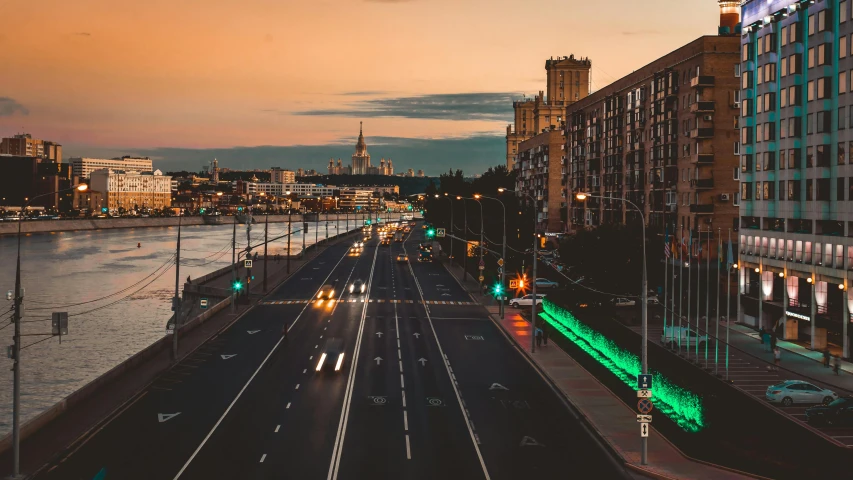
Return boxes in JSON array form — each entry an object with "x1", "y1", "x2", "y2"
[
  {"x1": 294, "y1": 92, "x2": 518, "y2": 122},
  {"x1": 621, "y1": 30, "x2": 663, "y2": 36},
  {"x1": 0, "y1": 97, "x2": 29, "y2": 116},
  {"x1": 338, "y1": 91, "x2": 390, "y2": 96},
  {"x1": 364, "y1": 0, "x2": 415, "y2": 3},
  {"x1": 63, "y1": 134, "x2": 506, "y2": 177},
  {"x1": 72, "y1": 32, "x2": 92, "y2": 36}
]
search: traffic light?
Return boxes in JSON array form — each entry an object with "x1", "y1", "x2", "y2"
[
  {"x1": 492, "y1": 283, "x2": 503, "y2": 296},
  {"x1": 101, "y1": 207, "x2": 108, "y2": 213},
  {"x1": 233, "y1": 280, "x2": 243, "y2": 291},
  {"x1": 426, "y1": 229, "x2": 435, "y2": 238},
  {"x1": 237, "y1": 207, "x2": 243, "y2": 212},
  {"x1": 199, "y1": 208, "x2": 206, "y2": 214}
]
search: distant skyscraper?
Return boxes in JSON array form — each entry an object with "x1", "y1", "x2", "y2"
[{"x1": 351, "y1": 122, "x2": 371, "y2": 175}]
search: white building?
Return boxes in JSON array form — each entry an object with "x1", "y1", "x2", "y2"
[
  {"x1": 90, "y1": 168, "x2": 172, "y2": 211},
  {"x1": 70, "y1": 157, "x2": 154, "y2": 179},
  {"x1": 270, "y1": 167, "x2": 296, "y2": 184}
]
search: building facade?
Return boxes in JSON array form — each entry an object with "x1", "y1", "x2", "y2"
[
  {"x1": 90, "y1": 168, "x2": 172, "y2": 211},
  {"x1": 339, "y1": 188, "x2": 380, "y2": 211},
  {"x1": 514, "y1": 128, "x2": 567, "y2": 232},
  {"x1": 280, "y1": 183, "x2": 337, "y2": 197},
  {"x1": 70, "y1": 157, "x2": 154, "y2": 179},
  {"x1": 506, "y1": 56, "x2": 592, "y2": 170},
  {"x1": 567, "y1": 29, "x2": 741, "y2": 262},
  {"x1": 352, "y1": 122, "x2": 371, "y2": 175},
  {"x1": 270, "y1": 167, "x2": 295, "y2": 184},
  {"x1": 738, "y1": 0, "x2": 853, "y2": 357},
  {"x1": 0, "y1": 155, "x2": 74, "y2": 210},
  {"x1": 0, "y1": 133, "x2": 62, "y2": 162}
]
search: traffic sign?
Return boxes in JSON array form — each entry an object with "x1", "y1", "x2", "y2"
[
  {"x1": 637, "y1": 389, "x2": 652, "y2": 398},
  {"x1": 244, "y1": 259, "x2": 253, "y2": 269},
  {"x1": 640, "y1": 423, "x2": 649, "y2": 437},
  {"x1": 637, "y1": 374, "x2": 652, "y2": 390},
  {"x1": 479, "y1": 259, "x2": 485, "y2": 267},
  {"x1": 478, "y1": 265, "x2": 485, "y2": 270},
  {"x1": 478, "y1": 275, "x2": 485, "y2": 282},
  {"x1": 200, "y1": 298, "x2": 209, "y2": 309},
  {"x1": 497, "y1": 258, "x2": 504, "y2": 267},
  {"x1": 637, "y1": 398, "x2": 653, "y2": 414},
  {"x1": 509, "y1": 279, "x2": 519, "y2": 289},
  {"x1": 636, "y1": 415, "x2": 652, "y2": 423},
  {"x1": 436, "y1": 228, "x2": 446, "y2": 238}
]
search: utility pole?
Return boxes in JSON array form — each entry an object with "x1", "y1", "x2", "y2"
[
  {"x1": 11, "y1": 213, "x2": 23, "y2": 478},
  {"x1": 231, "y1": 215, "x2": 237, "y2": 313},
  {"x1": 287, "y1": 204, "x2": 292, "y2": 274},
  {"x1": 172, "y1": 209, "x2": 183, "y2": 361},
  {"x1": 263, "y1": 213, "x2": 269, "y2": 292},
  {"x1": 532, "y1": 230, "x2": 538, "y2": 354}
]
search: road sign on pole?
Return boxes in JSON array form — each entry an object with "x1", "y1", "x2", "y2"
[
  {"x1": 509, "y1": 279, "x2": 518, "y2": 289},
  {"x1": 637, "y1": 374, "x2": 653, "y2": 390},
  {"x1": 436, "y1": 228, "x2": 446, "y2": 238},
  {"x1": 478, "y1": 259, "x2": 485, "y2": 267},
  {"x1": 637, "y1": 389, "x2": 652, "y2": 398},
  {"x1": 200, "y1": 298, "x2": 209, "y2": 309},
  {"x1": 478, "y1": 265, "x2": 485, "y2": 271},
  {"x1": 636, "y1": 415, "x2": 652, "y2": 423},
  {"x1": 497, "y1": 258, "x2": 504, "y2": 267},
  {"x1": 640, "y1": 423, "x2": 649, "y2": 437},
  {"x1": 637, "y1": 398, "x2": 653, "y2": 414},
  {"x1": 478, "y1": 275, "x2": 484, "y2": 282},
  {"x1": 244, "y1": 259, "x2": 253, "y2": 269}
]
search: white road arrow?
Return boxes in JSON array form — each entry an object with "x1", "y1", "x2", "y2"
[
  {"x1": 413, "y1": 333, "x2": 421, "y2": 338},
  {"x1": 376, "y1": 332, "x2": 383, "y2": 338},
  {"x1": 418, "y1": 358, "x2": 427, "y2": 366},
  {"x1": 374, "y1": 357, "x2": 383, "y2": 365},
  {"x1": 247, "y1": 330, "x2": 260, "y2": 335},
  {"x1": 489, "y1": 383, "x2": 509, "y2": 391},
  {"x1": 220, "y1": 354, "x2": 237, "y2": 360},
  {"x1": 519, "y1": 436, "x2": 545, "y2": 447},
  {"x1": 158, "y1": 413, "x2": 181, "y2": 423}
]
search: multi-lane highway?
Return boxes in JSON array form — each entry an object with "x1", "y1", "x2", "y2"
[{"x1": 35, "y1": 222, "x2": 626, "y2": 480}]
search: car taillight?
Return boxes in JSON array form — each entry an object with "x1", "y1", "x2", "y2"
[
  {"x1": 769, "y1": 390, "x2": 781, "y2": 395},
  {"x1": 316, "y1": 353, "x2": 327, "y2": 371}
]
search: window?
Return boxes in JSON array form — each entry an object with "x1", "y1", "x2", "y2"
[
  {"x1": 841, "y1": 142, "x2": 848, "y2": 165},
  {"x1": 807, "y1": 179, "x2": 814, "y2": 200},
  {"x1": 780, "y1": 149, "x2": 787, "y2": 170},
  {"x1": 809, "y1": 14, "x2": 815, "y2": 36},
  {"x1": 741, "y1": 154, "x2": 753, "y2": 172},
  {"x1": 742, "y1": 43, "x2": 753, "y2": 62},
  {"x1": 788, "y1": 148, "x2": 800, "y2": 169},
  {"x1": 807, "y1": 146, "x2": 814, "y2": 167},
  {"x1": 788, "y1": 180, "x2": 800, "y2": 200},
  {"x1": 843, "y1": 1, "x2": 849, "y2": 24},
  {"x1": 808, "y1": 113, "x2": 814, "y2": 134},
  {"x1": 789, "y1": 85, "x2": 802, "y2": 106},
  {"x1": 788, "y1": 117, "x2": 801, "y2": 138},
  {"x1": 839, "y1": 178, "x2": 846, "y2": 201},
  {"x1": 742, "y1": 71, "x2": 753, "y2": 90},
  {"x1": 808, "y1": 80, "x2": 815, "y2": 101},
  {"x1": 842, "y1": 71, "x2": 848, "y2": 94},
  {"x1": 818, "y1": 9, "x2": 831, "y2": 33},
  {"x1": 842, "y1": 36, "x2": 848, "y2": 59},
  {"x1": 763, "y1": 151, "x2": 776, "y2": 171},
  {"x1": 764, "y1": 181, "x2": 775, "y2": 200},
  {"x1": 782, "y1": 25, "x2": 789, "y2": 46},
  {"x1": 764, "y1": 122, "x2": 775, "y2": 141},
  {"x1": 789, "y1": 54, "x2": 801, "y2": 75},
  {"x1": 817, "y1": 111, "x2": 831, "y2": 133},
  {"x1": 742, "y1": 98, "x2": 753, "y2": 116},
  {"x1": 790, "y1": 22, "x2": 799, "y2": 43},
  {"x1": 756, "y1": 182, "x2": 762, "y2": 201},
  {"x1": 817, "y1": 43, "x2": 832, "y2": 66},
  {"x1": 742, "y1": 182, "x2": 752, "y2": 200},
  {"x1": 809, "y1": 47, "x2": 816, "y2": 68},
  {"x1": 741, "y1": 126, "x2": 753, "y2": 144},
  {"x1": 764, "y1": 92, "x2": 776, "y2": 112},
  {"x1": 817, "y1": 178, "x2": 831, "y2": 201},
  {"x1": 818, "y1": 77, "x2": 832, "y2": 99},
  {"x1": 756, "y1": 123, "x2": 763, "y2": 142},
  {"x1": 782, "y1": 90, "x2": 789, "y2": 107},
  {"x1": 782, "y1": 58, "x2": 788, "y2": 77},
  {"x1": 766, "y1": 63, "x2": 776, "y2": 82},
  {"x1": 817, "y1": 144, "x2": 830, "y2": 167},
  {"x1": 841, "y1": 107, "x2": 848, "y2": 130}
]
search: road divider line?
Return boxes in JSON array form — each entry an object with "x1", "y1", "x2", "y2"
[
  {"x1": 295, "y1": 384, "x2": 300, "y2": 390},
  {"x1": 260, "y1": 454, "x2": 266, "y2": 463},
  {"x1": 405, "y1": 434, "x2": 411, "y2": 459},
  {"x1": 274, "y1": 425, "x2": 280, "y2": 433},
  {"x1": 404, "y1": 411, "x2": 409, "y2": 431},
  {"x1": 286, "y1": 402, "x2": 291, "y2": 409}
]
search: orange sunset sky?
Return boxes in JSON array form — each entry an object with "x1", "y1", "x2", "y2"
[{"x1": 0, "y1": 0, "x2": 722, "y2": 173}]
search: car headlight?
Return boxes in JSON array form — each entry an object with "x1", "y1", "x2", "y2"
[
  {"x1": 349, "y1": 285, "x2": 354, "y2": 293},
  {"x1": 335, "y1": 353, "x2": 345, "y2": 371},
  {"x1": 316, "y1": 353, "x2": 327, "y2": 371},
  {"x1": 361, "y1": 285, "x2": 366, "y2": 293}
]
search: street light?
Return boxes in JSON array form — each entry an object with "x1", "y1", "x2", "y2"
[
  {"x1": 436, "y1": 194, "x2": 454, "y2": 261},
  {"x1": 9, "y1": 183, "x2": 87, "y2": 478},
  {"x1": 477, "y1": 194, "x2": 507, "y2": 319},
  {"x1": 461, "y1": 196, "x2": 484, "y2": 290},
  {"x1": 576, "y1": 191, "x2": 649, "y2": 465},
  {"x1": 498, "y1": 187, "x2": 539, "y2": 354}
]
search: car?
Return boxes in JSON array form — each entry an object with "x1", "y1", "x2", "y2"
[
  {"x1": 509, "y1": 294, "x2": 546, "y2": 308},
  {"x1": 660, "y1": 326, "x2": 708, "y2": 349},
  {"x1": 350, "y1": 246, "x2": 361, "y2": 254},
  {"x1": 381, "y1": 239, "x2": 390, "y2": 246},
  {"x1": 404, "y1": 227, "x2": 411, "y2": 233},
  {"x1": 534, "y1": 278, "x2": 559, "y2": 289},
  {"x1": 805, "y1": 397, "x2": 853, "y2": 425},
  {"x1": 410, "y1": 221, "x2": 416, "y2": 226},
  {"x1": 612, "y1": 297, "x2": 636, "y2": 307},
  {"x1": 317, "y1": 283, "x2": 336, "y2": 299},
  {"x1": 397, "y1": 254, "x2": 409, "y2": 263},
  {"x1": 348, "y1": 279, "x2": 366, "y2": 294},
  {"x1": 766, "y1": 380, "x2": 838, "y2": 407},
  {"x1": 315, "y1": 338, "x2": 345, "y2": 372},
  {"x1": 355, "y1": 241, "x2": 364, "y2": 248}
]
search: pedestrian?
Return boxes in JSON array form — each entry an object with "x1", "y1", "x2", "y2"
[
  {"x1": 824, "y1": 347, "x2": 831, "y2": 368},
  {"x1": 543, "y1": 327, "x2": 549, "y2": 346},
  {"x1": 770, "y1": 331, "x2": 777, "y2": 352},
  {"x1": 535, "y1": 327, "x2": 543, "y2": 348},
  {"x1": 834, "y1": 355, "x2": 841, "y2": 376},
  {"x1": 186, "y1": 275, "x2": 191, "y2": 284},
  {"x1": 773, "y1": 347, "x2": 781, "y2": 371}
]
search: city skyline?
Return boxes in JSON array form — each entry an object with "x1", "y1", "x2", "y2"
[{"x1": 0, "y1": 0, "x2": 722, "y2": 174}]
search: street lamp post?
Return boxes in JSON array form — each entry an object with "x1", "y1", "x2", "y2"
[
  {"x1": 498, "y1": 188, "x2": 538, "y2": 353},
  {"x1": 576, "y1": 191, "x2": 648, "y2": 465},
  {"x1": 456, "y1": 196, "x2": 469, "y2": 283},
  {"x1": 286, "y1": 192, "x2": 292, "y2": 274},
  {"x1": 171, "y1": 208, "x2": 183, "y2": 361},
  {"x1": 10, "y1": 183, "x2": 88, "y2": 478},
  {"x1": 478, "y1": 195, "x2": 507, "y2": 319},
  {"x1": 463, "y1": 196, "x2": 484, "y2": 290}
]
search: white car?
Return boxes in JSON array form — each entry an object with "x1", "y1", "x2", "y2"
[
  {"x1": 660, "y1": 326, "x2": 708, "y2": 349},
  {"x1": 612, "y1": 297, "x2": 636, "y2": 307},
  {"x1": 534, "y1": 278, "x2": 559, "y2": 289},
  {"x1": 766, "y1": 380, "x2": 838, "y2": 407},
  {"x1": 348, "y1": 279, "x2": 366, "y2": 294},
  {"x1": 509, "y1": 294, "x2": 546, "y2": 308}
]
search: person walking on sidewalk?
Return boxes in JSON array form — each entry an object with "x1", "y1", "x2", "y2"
[
  {"x1": 834, "y1": 355, "x2": 841, "y2": 376},
  {"x1": 770, "y1": 331, "x2": 777, "y2": 352},
  {"x1": 824, "y1": 347, "x2": 832, "y2": 368},
  {"x1": 543, "y1": 327, "x2": 549, "y2": 346},
  {"x1": 535, "y1": 327, "x2": 543, "y2": 348},
  {"x1": 773, "y1": 347, "x2": 781, "y2": 371}
]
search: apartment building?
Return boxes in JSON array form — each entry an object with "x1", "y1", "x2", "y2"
[
  {"x1": 70, "y1": 157, "x2": 154, "y2": 178},
  {"x1": 90, "y1": 168, "x2": 172, "y2": 211}
]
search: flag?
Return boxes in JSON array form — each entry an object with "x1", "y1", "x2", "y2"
[
  {"x1": 672, "y1": 234, "x2": 679, "y2": 260},
  {"x1": 664, "y1": 225, "x2": 671, "y2": 258},
  {"x1": 718, "y1": 233, "x2": 724, "y2": 268},
  {"x1": 726, "y1": 236, "x2": 734, "y2": 268}
]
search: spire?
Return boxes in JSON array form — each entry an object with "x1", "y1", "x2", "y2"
[
  {"x1": 355, "y1": 121, "x2": 367, "y2": 155},
  {"x1": 360, "y1": 121, "x2": 363, "y2": 136}
]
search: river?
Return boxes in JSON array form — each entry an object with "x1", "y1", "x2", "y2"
[{"x1": 0, "y1": 218, "x2": 359, "y2": 437}]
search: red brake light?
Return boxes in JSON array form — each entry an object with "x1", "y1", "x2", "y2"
[{"x1": 770, "y1": 390, "x2": 781, "y2": 395}]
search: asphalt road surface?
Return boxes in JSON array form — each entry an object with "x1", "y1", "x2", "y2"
[{"x1": 34, "y1": 223, "x2": 624, "y2": 480}]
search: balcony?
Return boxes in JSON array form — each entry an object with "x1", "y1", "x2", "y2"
[
  {"x1": 689, "y1": 204, "x2": 714, "y2": 214},
  {"x1": 690, "y1": 101, "x2": 716, "y2": 113},
  {"x1": 690, "y1": 75, "x2": 715, "y2": 88},
  {"x1": 694, "y1": 152, "x2": 714, "y2": 164},
  {"x1": 690, "y1": 178, "x2": 715, "y2": 189},
  {"x1": 690, "y1": 127, "x2": 714, "y2": 139}
]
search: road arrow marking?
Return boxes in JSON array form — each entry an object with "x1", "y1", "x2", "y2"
[
  {"x1": 519, "y1": 436, "x2": 545, "y2": 447},
  {"x1": 418, "y1": 358, "x2": 427, "y2": 366},
  {"x1": 374, "y1": 357, "x2": 383, "y2": 365},
  {"x1": 247, "y1": 330, "x2": 260, "y2": 335},
  {"x1": 158, "y1": 413, "x2": 181, "y2": 423},
  {"x1": 376, "y1": 332, "x2": 383, "y2": 338},
  {"x1": 489, "y1": 383, "x2": 509, "y2": 391},
  {"x1": 413, "y1": 332, "x2": 421, "y2": 338},
  {"x1": 220, "y1": 354, "x2": 237, "y2": 360}
]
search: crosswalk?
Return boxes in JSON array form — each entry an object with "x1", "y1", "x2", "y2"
[{"x1": 262, "y1": 299, "x2": 477, "y2": 306}]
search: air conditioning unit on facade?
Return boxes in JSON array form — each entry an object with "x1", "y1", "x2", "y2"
[
  {"x1": 732, "y1": 101, "x2": 740, "y2": 109},
  {"x1": 704, "y1": 218, "x2": 712, "y2": 224},
  {"x1": 720, "y1": 193, "x2": 730, "y2": 201},
  {"x1": 703, "y1": 115, "x2": 713, "y2": 121}
]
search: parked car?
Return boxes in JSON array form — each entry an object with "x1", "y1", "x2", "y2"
[
  {"x1": 612, "y1": 297, "x2": 636, "y2": 307},
  {"x1": 766, "y1": 380, "x2": 838, "y2": 407},
  {"x1": 509, "y1": 294, "x2": 546, "y2": 308},
  {"x1": 660, "y1": 326, "x2": 708, "y2": 349},
  {"x1": 805, "y1": 397, "x2": 853, "y2": 425},
  {"x1": 534, "y1": 278, "x2": 559, "y2": 289}
]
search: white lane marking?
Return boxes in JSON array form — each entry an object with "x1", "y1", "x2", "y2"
[
  {"x1": 402, "y1": 390, "x2": 407, "y2": 407},
  {"x1": 399, "y1": 360, "x2": 403, "y2": 372},
  {"x1": 286, "y1": 402, "x2": 291, "y2": 409},
  {"x1": 260, "y1": 454, "x2": 267, "y2": 463},
  {"x1": 295, "y1": 384, "x2": 300, "y2": 390},
  {"x1": 404, "y1": 411, "x2": 409, "y2": 431},
  {"x1": 315, "y1": 345, "x2": 319, "y2": 349},
  {"x1": 303, "y1": 369, "x2": 307, "y2": 374},
  {"x1": 275, "y1": 425, "x2": 280, "y2": 433},
  {"x1": 173, "y1": 244, "x2": 354, "y2": 479},
  {"x1": 328, "y1": 236, "x2": 381, "y2": 480},
  {"x1": 310, "y1": 356, "x2": 313, "y2": 360},
  {"x1": 400, "y1": 374, "x2": 405, "y2": 389},
  {"x1": 406, "y1": 435, "x2": 411, "y2": 460}
]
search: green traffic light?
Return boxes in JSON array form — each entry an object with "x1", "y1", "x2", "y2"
[
  {"x1": 233, "y1": 281, "x2": 243, "y2": 291},
  {"x1": 493, "y1": 284, "x2": 503, "y2": 295}
]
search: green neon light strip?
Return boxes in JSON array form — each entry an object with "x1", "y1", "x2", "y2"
[{"x1": 541, "y1": 300, "x2": 705, "y2": 432}]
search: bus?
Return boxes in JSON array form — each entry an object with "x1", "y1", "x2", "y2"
[
  {"x1": 402, "y1": 213, "x2": 414, "y2": 221},
  {"x1": 418, "y1": 242, "x2": 433, "y2": 262}
]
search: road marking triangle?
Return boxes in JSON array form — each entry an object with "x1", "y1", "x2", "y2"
[{"x1": 158, "y1": 412, "x2": 181, "y2": 423}]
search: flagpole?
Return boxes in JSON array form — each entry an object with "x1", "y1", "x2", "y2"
[
  {"x1": 715, "y1": 228, "x2": 722, "y2": 375},
  {"x1": 726, "y1": 228, "x2": 733, "y2": 380},
  {"x1": 688, "y1": 229, "x2": 693, "y2": 360},
  {"x1": 663, "y1": 224, "x2": 669, "y2": 340},
  {"x1": 696, "y1": 228, "x2": 703, "y2": 361},
  {"x1": 679, "y1": 223, "x2": 684, "y2": 352},
  {"x1": 705, "y1": 225, "x2": 711, "y2": 368}
]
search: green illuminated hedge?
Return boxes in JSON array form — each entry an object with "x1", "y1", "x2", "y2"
[{"x1": 540, "y1": 299, "x2": 705, "y2": 432}]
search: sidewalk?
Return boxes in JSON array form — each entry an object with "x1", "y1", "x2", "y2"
[
  {"x1": 0, "y1": 229, "x2": 358, "y2": 477},
  {"x1": 443, "y1": 261, "x2": 756, "y2": 480}
]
